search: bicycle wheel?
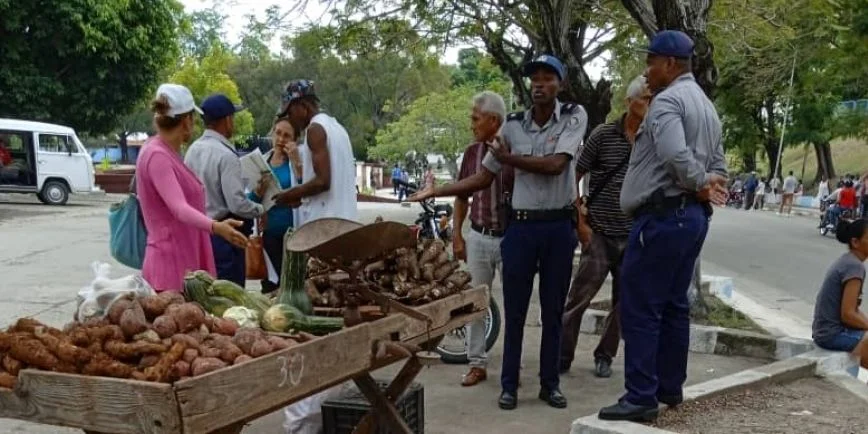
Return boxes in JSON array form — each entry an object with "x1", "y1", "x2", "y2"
[{"x1": 436, "y1": 299, "x2": 501, "y2": 364}]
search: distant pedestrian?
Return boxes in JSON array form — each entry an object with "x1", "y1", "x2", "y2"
[
  {"x1": 391, "y1": 164, "x2": 401, "y2": 195},
  {"x1": 753, "y1": 177, "x2": 767, "y2": 211},
  {"x1": 859, "y1": 173, "x2": 868, "y2": 218},
  {"x1": 743, "y1": 171, "x2": 758, "y2": 210},
  {"x1": 424, "y1": 165, "x2": 435, "y2": 190},
  {"x1": 599, "y1": 30, "x2": 727, "y2": 422},
  {"x1": 398, "y1": 169, "x2": 410, "y2": 201},
  {"x1": 770, "y1": 176, "x2": 781, "y2": 196},
  {"x1": 818, "y1": 176, "x2": 830, "y2": 201},
  {"x1": 812, "y1": 218, "x2": 868, "y2": 369},
  {"x1": 778, "y1": 170, "x2": 798, "y2": 216}
]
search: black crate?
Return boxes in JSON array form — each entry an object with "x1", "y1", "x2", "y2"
[{"x1": 322, "y1": 380, "x2": 424, "y2": 434}]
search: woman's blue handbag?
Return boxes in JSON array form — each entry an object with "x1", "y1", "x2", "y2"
[{"x1": 108, "y1": 177, "x2": 147, "y2": 269}]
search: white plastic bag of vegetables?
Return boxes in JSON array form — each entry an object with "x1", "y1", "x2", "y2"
[{"x1": 75, "y1": 261, "x2": 154, "y2": 322}]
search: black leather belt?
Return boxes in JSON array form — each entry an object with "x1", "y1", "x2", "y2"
[
  {"x1": 511, "y1": 207, "x2": 575, "y2": 222},
  {"x1": 634, "y1": 193, "x2": 709, "y2": 218},
  {"x1": 471, "y1": 222, "x2": 505, "y2": 237}
]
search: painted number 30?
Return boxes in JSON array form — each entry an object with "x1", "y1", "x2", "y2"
[{"x1": 277, "y1": 354, "x2": 305, "y2": 388}]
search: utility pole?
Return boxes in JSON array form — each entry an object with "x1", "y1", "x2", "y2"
[{"x1": 773, "y1": 50, "x2": 797, "y2": 182}]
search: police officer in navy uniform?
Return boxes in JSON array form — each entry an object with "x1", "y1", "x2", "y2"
[
  {"x1": 598, "y1": 31, "x2": 728, "y2": 422},
  {"x1": 410, "y1": 55, "x2": 587, "y2": 410}
]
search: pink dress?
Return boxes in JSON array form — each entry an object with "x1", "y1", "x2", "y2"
[{"x1": 136, "y1": 136, "x2": 215, "y2": 292}]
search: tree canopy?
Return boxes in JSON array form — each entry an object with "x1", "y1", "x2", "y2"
[{"x1": 0, "y1": 0, "x2": 183, "y2": 134}]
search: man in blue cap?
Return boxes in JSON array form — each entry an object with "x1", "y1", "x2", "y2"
[
  {"x1": 410, "y1": 54, "x2": 587, "y2": 410},
  {"x1": 185, "y1": 93, "x2": 264, "y2": 287},
  {"x1": 597, "y1": 30, "x2": 728, "y2": 422}
]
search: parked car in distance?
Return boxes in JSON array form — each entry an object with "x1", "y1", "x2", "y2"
[{"x1": 0, "y1": 119, "x2": 101, "y2": 205}]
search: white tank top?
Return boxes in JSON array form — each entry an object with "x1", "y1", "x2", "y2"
[{"x1": 297, "y1": 113, "x2": 358, "y2": 226}]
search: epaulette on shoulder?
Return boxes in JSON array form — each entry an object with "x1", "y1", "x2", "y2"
[
  {"x1": 560, "y1": 102, "x2": 578, "y2": 115},
  {"x1": 506, "y1": 111, "x2": 525, "y2": 122}
]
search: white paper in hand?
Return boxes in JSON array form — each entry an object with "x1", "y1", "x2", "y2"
[{"x1": 240, "y1": 148, "x2": 282, "y2": 211}]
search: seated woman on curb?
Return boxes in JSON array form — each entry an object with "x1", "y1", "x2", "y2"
[{"x1": 812, "y1": 218, "x2": 868, "y2": 368}]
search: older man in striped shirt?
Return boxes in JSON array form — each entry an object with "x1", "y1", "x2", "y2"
[
  {"x1": 560, "y1": 76, "x2": 651, "y2": 379},
  {"x1": 453, "y1": 91, "x2": 514, "y2": 387}
]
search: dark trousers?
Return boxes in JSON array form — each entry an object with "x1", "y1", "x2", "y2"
[
  {"x1": 743, "y1": 190, "x2": 755, "y2": 210},
  {"x1": 500, "y1": 219, "x2": 577, "y2": 393},
  {"x1": 211, "y1": 234, "x2": 246, "y2": 287},
  {"x1": 620, "y1": 203, "x2": 709, "y2": 406},
  {"x1": 392, "y1": 178, "x2": 400, "y2": 194},
  {"x1": 560, "y1": 233, "x2": 627, "y2": 368},
  {"x1": 260, "y1": 233, "x2": 286, "y2": 293}
]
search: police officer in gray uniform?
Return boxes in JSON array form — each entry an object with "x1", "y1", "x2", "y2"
[
  {"x1": 410, "y1": 55, "x2": 587, "y2": 410},
  {"x1": 598, "y1": 30, "x2": 728, "y2": 422}
]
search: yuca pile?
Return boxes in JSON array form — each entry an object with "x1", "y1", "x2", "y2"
[
  {"x1": 306, "y1": 239, "x2": 473, "y2": 308},
  {"x1": 0, "y1": 292, "x2": 297, "y2": 389}
]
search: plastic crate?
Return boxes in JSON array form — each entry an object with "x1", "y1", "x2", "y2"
[{"x1": 322, "y1": 380, "x2": 424, "y2": 434}]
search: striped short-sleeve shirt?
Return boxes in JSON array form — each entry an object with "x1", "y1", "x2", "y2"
[{"x1": 577, "y1": 117, "x2": 633, "y2": 237}]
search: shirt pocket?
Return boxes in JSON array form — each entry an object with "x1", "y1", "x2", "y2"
[
  {"x1": 509, "y1": 134, "x2": 534, "y2": 156},
  {"x1": 541, "y1": 132, "x2": 560, "y2": 156}
]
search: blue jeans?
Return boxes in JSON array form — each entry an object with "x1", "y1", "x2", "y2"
[
  {"x1": 620, "y1": 203, "x2": 710, "y2": 407},
  {"x1": 500, "y1": 219, "x2": 577, "y2": 393},
  {"x1": 211, "y1": 234, "x2": 246, "y2": 287},
  {"x1": 815, "y1": 328, "x2": 865, "y2": 352}
]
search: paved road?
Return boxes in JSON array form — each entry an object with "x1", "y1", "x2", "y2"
[{"x1": 702, "y1": 206, "x2": 846, "y2": 326}]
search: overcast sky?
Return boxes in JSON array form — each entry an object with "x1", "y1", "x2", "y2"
[{"x1": 178, "y1": 0, "x2": 606, "y2": 78}]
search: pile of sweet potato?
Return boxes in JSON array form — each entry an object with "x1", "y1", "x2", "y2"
[
  {"x1": 307, "y1": 238, "x2": 473, "y2": 307},
  {"x1": 0, "y1": 293, "x2": 300, "y2": 389}
]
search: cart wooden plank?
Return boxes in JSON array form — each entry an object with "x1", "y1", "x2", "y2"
[
  {"x1": 0, "y1": 370, "x2": 181, "y2": 434},
  {"x1": 399, "y1": 285, "x2": 489, "y2": 340},
  {"x1": 174, "y1": 314, "x2": 408, "y2": 434}
]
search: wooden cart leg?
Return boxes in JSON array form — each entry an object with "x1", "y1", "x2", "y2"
[
  {"x1": 207, "y1": 422, "x2": 246, "y2": 434},
  {"x1": 352, "y1": 373, "x2": 415, "y2": 434},
  {"x1": 351, "y1": 357, "x2": 423, "y2": 434}
]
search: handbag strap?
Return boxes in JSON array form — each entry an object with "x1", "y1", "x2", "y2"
[{"x1": 585, "y1": 153, "x2": 630, "y2": 208}]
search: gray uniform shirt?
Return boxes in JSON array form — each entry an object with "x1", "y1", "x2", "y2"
[
  {"x1": 184, "y1": 129, "x2": 263, "y2": 220},
  {"x1": 812, "y1": 252, "x2": 865, "y2": 343},
  {"x1": 482, "y1": 100, "x2": 588, "y2": 210},
  {"x1": 620, "y1": 73, "x2": 727, "y2": 216}
]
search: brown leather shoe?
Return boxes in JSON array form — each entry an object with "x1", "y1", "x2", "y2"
[{"x1": 462, "y1": 367, "x2": 487, "y2": 387}]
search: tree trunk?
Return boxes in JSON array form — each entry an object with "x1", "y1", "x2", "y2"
[
  {"x1": 621, "y1": 0, "x2": 717, "y2": 96},
  {"x1": 762, "y1": 97, "x2": 781, "y2": 179},
  {"x1": 741, "y1": 151, "x2": 756, "y2": 173},
  {"x1": 813, "y1": 140, "x2": 835, "y2": 183}
]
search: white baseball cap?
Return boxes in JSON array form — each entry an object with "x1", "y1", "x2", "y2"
[{"x1": 155, "y1": 84, "x2": 203, "y2": 117}]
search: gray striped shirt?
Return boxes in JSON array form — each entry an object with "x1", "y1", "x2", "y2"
[
  {"x1": 577, "y1": 117, "x2": 632, "y2": 237},
  {"x1": 620, "y1": 73, "x2": 727, "y2": 215}
]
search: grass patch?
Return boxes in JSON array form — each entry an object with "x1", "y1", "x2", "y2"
[
  {"x1": 587, "y1": 295, "x2": 767, "y2": 334},
  {"x1": 697, "y1": 296, "x2": 767, "y2": 334}
]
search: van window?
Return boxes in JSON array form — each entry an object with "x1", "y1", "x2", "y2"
[
  {"x1": 39, "y1": 134, "x2": 77, "y2": 153},
  {"x1": 0, "y1": 132, "x2": 29, "y2": 154}
]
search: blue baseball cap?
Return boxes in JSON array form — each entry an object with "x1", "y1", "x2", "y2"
[
  {"x1": 522, "y1": 54, "x2": 565, "y2": 81},
  {"x1": 640, "y1": 30, "x2": 694, "y2": 59},
  {"x1": 200, "y1": 94, "x2": 245, "y2": 122}
]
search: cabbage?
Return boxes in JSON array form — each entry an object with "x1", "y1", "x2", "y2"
[
  {"x1": 261, "y1": 304, "x2": 291, "y2": 332},
  {"x1": 223, "y1": 306, "x2": 260, "y2": 328}
]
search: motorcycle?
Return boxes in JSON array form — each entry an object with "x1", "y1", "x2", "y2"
[
  {"x1": 726, "y1": 189, "x2": 744, "y2": 209},
  {"x1": 819, "y1": 199, "x2": 854, "y2": 236},
  {"x1": 404, "y1": 183, "x2": 502, "y2": 364}
]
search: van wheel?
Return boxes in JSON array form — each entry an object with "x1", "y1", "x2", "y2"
[{"x1": 38, "y1": 181, "x2": 69, "y2": 205}]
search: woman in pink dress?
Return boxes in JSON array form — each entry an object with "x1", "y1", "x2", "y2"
[{"x1": 136, "y1": 84, "x2": 248, "y2": 292}]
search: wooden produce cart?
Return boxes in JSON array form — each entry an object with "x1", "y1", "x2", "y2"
[{"x1": 0, "y1": 219, "x2": 489, "y2": 434}]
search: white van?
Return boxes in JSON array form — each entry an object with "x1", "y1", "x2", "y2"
[{"x1": 0, "y1": 119, "x2": 101, "y2": 205}]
